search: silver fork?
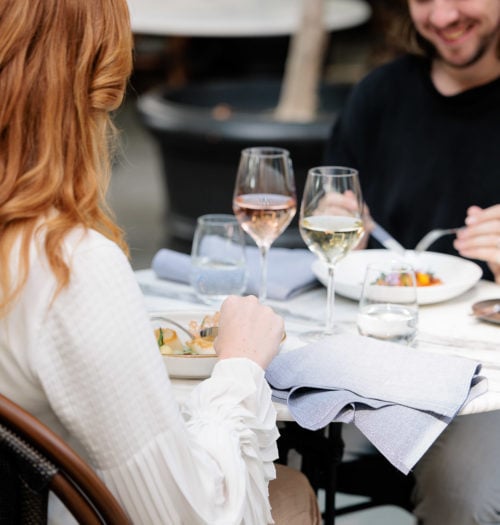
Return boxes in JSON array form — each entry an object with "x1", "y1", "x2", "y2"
[
  {"x1": 150, "y1": 314, "x2": 193, "y2": 338},
  {"x1": 414, "y1": 227, "x2": 462, "y2": 252}
]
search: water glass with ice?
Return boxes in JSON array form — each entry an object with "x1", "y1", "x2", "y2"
[
  {"x1": 190, "y1": 214, "x2": 248, "y2": 305},
  {"x1": 357, "y1": 261, "x2": 418, "y2": 345}
]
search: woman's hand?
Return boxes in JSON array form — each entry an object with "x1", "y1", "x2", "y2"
[
  {"x1": 214, "y1": 295, "x2": 284, "y2": 369},
  {"x1": 454, "y1": 205, "x2": 500, "y2": 283}
]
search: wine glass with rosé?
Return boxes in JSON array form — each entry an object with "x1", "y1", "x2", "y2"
[
  {"x1": 299, "y1": 166, "x2": 364, "y2": 340},
  {"x1": 233, "y1": 147, "x2": 297, "y2": 302}
]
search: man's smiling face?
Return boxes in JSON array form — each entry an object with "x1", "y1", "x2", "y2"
[{"x1": 408, "y1": 0, "x2": 500, "y2": 68}]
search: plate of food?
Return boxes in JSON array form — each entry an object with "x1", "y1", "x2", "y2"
[
  {"x1": 312, "y1": 250, "x2": 483, "y2": 305},
  {"x1": 150, "y1": 310, "x2": 220, "y2": 379}
]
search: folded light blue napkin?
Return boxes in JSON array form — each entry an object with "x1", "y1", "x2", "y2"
[
  {"x1": 151, "y1": 246, "x2": 318, "y2": 300},
  {"x1": 265, "y1": 333, "x2": 486, "y2": 474}
]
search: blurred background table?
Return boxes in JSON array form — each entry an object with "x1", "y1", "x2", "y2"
[{"x1": 127, "y1": 0, "x2": 371, "y2": 37}]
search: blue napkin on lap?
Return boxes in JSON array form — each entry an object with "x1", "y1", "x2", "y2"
[
  {"x1": 265, "y1": 333, "x2": 486, "y2": 474},
  {"x1": 151, "y1": 246, "x2": 318, "y2": 300}
]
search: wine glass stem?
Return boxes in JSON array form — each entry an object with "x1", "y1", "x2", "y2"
[
  {"x1": 258, "y1": 245, "x2": 269, "y2": 303},
  {"x1": 325, "y1": 264, "x2": 335, "y2": 335}
]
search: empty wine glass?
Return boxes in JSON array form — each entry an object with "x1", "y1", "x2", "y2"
[
  {"x1": 233, "y1": 147, "x2": 297, "y2": 302},
  {"x1": 299, "y1": 166, "x2": 364, "y2": 340}
]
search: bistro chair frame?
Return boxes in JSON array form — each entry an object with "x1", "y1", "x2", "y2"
[{"x1": 0, "y1": 393, "x2": 131, "y2": 525}]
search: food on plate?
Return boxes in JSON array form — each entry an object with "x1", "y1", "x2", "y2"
[
  {"x1": 186, "y1": 336, "x2": 217, "y2": 355},
  {"x1": 154, "y1": 313, "x2": 220, "y2": 356},
  {"x1": 188, "y1": 312, "x2": 220, "y2": 338},
  {"x1": 415, "y1": 271, "x2": 442, "y2": 286},
  {"x1": 154, "y1": 327, "x2": 184, "y2": 356},
  {"x1": 375, "y1": 271, "x2": 442, "y2": 287}
]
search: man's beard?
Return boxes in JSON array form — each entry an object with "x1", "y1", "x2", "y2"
[{"x1": 420, "y1": 27, "x2": 500, "y2": 69}]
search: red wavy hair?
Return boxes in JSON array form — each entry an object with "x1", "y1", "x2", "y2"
[{"x1": 0, "y1": 0, "x2": 133, "y2": 313}]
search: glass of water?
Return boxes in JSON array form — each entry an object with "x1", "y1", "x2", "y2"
[
  {"x1": 357, "y1": 261, "x2": 418, "y2": 345},
  {"x1": 190, "y1": 214, "x2": 248, "y2": 305}
]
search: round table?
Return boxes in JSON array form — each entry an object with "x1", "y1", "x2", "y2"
[{"x1": 127, "y1": 0, "x2": 372, "y2": 37}]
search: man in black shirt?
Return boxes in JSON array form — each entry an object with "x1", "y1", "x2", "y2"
[
  {"x1": 326, "y1": 1, "x2": 500, "y2": 283},
  {"x1": 325, "y1": 0, "x2": 500, "y2": 523}
]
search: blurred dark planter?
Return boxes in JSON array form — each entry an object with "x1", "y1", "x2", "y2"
[{"x1": 137, "y1": 79, "x2": 352, "y2": 252}]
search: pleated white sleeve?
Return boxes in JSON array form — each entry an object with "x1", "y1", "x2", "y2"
[{"x1": 30, "y1": 230, "x2": 279, "y2": 524}]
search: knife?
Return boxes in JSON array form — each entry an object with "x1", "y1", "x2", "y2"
[{"x1": 370, "y1": 222, "x2": 406, "y2": 256}]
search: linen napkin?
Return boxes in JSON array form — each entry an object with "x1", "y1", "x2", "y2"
[
  {"x1": 151, "y1": 246, "x2": 318, "y2": 300},
  {"x1": 265, "y1": 333, "x2": 486, "y2": 474}
]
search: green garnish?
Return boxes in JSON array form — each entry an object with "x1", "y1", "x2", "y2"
[{"x1": 157, "y1": 327, "x2": 164, "y2": 347}]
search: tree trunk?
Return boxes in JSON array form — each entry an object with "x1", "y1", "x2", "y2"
[{"x1": 274, "y1": 0, "x2": 328, "y2": 122}]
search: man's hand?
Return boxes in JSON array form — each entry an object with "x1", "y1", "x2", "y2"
[{"x1": 454, "y1": 205, "x2": 500, "y2": 283}]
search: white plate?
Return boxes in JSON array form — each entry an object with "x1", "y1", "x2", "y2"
[
  {"x1": 150, "y1": 310, "x2": 218, "y2": 379},
  {"x1": 312, "y1": 250, "x2": 483, "y2": 305}
]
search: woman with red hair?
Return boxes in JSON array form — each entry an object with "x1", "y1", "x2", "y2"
[{"x1": 0, "y1": 1, "x2": 320, "y2": 523}]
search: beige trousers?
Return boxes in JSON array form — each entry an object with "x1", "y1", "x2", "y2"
[{"x1": 269, "y1": 464, "x2": 321, "y2": 525}]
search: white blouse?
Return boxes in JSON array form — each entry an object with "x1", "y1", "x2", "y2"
[{"x1": 0, "y1": 228, "x2": 279, "y2": 524}]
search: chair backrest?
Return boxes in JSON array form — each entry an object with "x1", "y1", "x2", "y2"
[{"x1": 0, "y1": 393, "x2": 132, "y2": 525}]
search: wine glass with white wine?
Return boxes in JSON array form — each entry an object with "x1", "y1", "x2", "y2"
[
  {"x1": 299, "y1": 166, "x2": 364, "y2": 340},
  {"x1": 233, "y1": 147, "x2": 297, "y2": 302}
]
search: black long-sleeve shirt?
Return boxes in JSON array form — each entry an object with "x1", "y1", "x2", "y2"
[{"x1": 324, "y1": 54, "x2": 500, "y2": 280}]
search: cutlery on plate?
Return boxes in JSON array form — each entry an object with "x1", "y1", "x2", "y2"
[
  {"x1": 152, "y1": 315, "x2": 226, "y2": 341},
  {"x1": 199, "y1": 326, "x2": 218, "y2": 339},
  {"x1": 199, "y1": 326, "x2": 287, "y2": 342},
  {"x1": 150, "y1": 315, "x2": 194, "y2": 338},
  {"x1": 370, "y1": 222, "x2": 406, "y2": 256},
  {"x1": 414, "y1": 227, "x2": 461, "y2": 253}
]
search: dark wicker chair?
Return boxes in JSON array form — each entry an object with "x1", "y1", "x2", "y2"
[{"x1": 0, "y1": 393, "x2": 131, "y2": 525}]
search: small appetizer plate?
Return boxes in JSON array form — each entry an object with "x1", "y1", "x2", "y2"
[{"x1": 150, "y1": 310, "x2": 218, "y2": 379}]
